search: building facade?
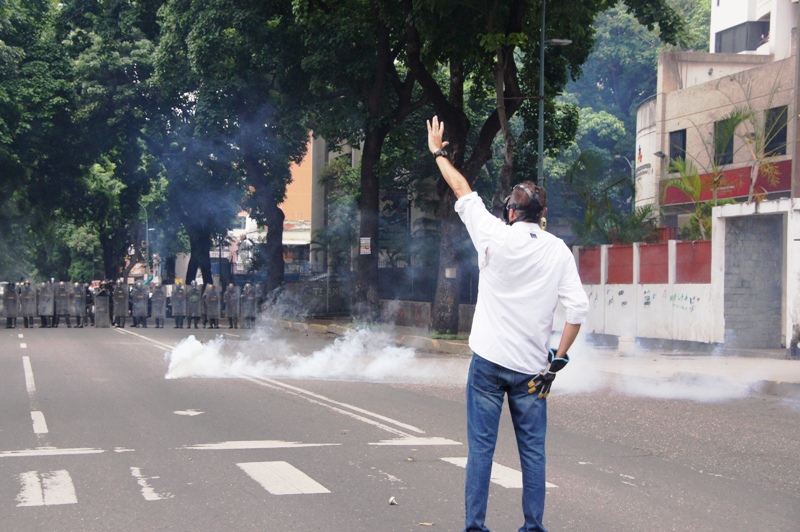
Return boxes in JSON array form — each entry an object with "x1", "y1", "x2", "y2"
[
  {"x1": 637, "y1": 0, "x2": 798, "y2": 225},
  {"x1": 628, "y1": 0, "x2": 800, "y2": 351}
]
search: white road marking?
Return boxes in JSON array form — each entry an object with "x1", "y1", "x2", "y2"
[
  {"x1": 22, "y1": 356, "x2": 36, "y2": 396},
  {"x1": 18, "y1": 333, "x2": 24, "y2": 338},
  {"x1": 225, "y1": 333, "x2": 240, "y2": 338},
  {"x1": 244, "y1": 376, "x2": 423, "y2": 437},
  {"x1": 17, "y1": 470, "x2": 78, "y2": 506},
  {"x1": 130, "y1": 467, "x2": 174, "y2": 501},
  {"x1": 369, "y1": 437, "x2": 461, "y2": 446},
  {"x1": 129, "y1": 329, "x2": 441, "y2": 442},
  {"x1": 20, "y1": 343, "x2": 27, "y2": 349},
  {"x1": 114, "y1": 447, "x2": 135, "y2": 453},
  {"x1": 441, "y1": 457, "x2": 558, "y2": 489},
  {"x1": 0, "y1": 447, "x2": 105, "y2": 458},
  {"x1": 174, "y1": 409, "x2": 204, "y2": 416},
  {"x1": 238, "y1": 461, "x2": 330, "y2": 495},
  {"x1": 114, "y1": 328, "x2": 175, "y2": 350},
  {"x1": 181, "y1": 440, "x2": 339, "y2": 451},
  {"x1": 31, "y1": 411, "x2": 48, "y2": 434}
]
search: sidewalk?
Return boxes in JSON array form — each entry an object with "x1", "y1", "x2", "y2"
[{"x1": 265, "y1": 318, "x2": 800, "y2": 400}]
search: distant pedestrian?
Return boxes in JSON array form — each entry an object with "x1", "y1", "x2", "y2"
[{"x1": 427, "y1": 116, "x2": 589, "y2": 532}]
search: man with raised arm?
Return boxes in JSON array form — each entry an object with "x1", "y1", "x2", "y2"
[{"x1": 427, "y1": 116, "x2": 588, "y2": 532}]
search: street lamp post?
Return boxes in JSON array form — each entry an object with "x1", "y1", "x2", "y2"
[{"x1": 537, "y1": 0, "x2": 571, "y2": 188}]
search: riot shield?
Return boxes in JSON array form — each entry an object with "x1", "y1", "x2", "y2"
[
  {"x1": 37, "y1": 283, "x2": 54, "y2": 317},
  {"x1": 113, "y1": 284, "x2": 129, "y2": 320},
  {"x1": 151, "y1": 285, "x2": 166, "y2": 319},
  {"x1": 55, "y1": 282, "x2": 71, "y2": 316},
  {"x1": 131, "y1": 285, "x2": 148, "y2": 319},
  {"x1": 171, "y1": 285, "x2": 186, "y2": 317},
  {"x1": 3, "y1": 284, "x2": 19, "y2": 319},
  {"x1": 186, "y1": 285, "x2": 202, "y2": 318},
  {"x1": 224, "y1": 285, "x2": 241, "y2": 318},
  {"x1": 20, "y1": 284, "x2": 36, "y2": 317},
  {"x1": 95, "y1": 294, "x2": 110, "y2": 327},
  {"x1": 70, "y1": 284, "x2": 86, "y2": 318},
  {"x1": 241, "y1": 285, "x2": 257, "y2": 319},
  {"x1": 204, "y1": 286, "x2": 221, "y2": 319}
]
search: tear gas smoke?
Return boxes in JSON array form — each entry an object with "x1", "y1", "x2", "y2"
[
  {"x1": 165, "y1": 327, "x2": 466, "y2": 385},
  {"x1": 164, "y1": 324, "x2": 785, "y2": 403},
  {"x1": 555, "y1": 334, "x2": 779, "y2": 402}
]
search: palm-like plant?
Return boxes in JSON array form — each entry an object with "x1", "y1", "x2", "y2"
[{"x1": 663, "y1": 157, "x2": 710, "y2": 240}]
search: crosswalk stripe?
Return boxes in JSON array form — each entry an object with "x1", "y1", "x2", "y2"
[
  {"x1": 31, "y1": 411, "x2": 48, "y2": 434},
  {"x1": 0, "y1": 447, "x2": 104, "y2": 458},
  {"x1": 17, "y1": 470, "x2": 78, "y2": 506},
  {"x1": 130, "y1": 467, "x2": 174, "y2": 501},
  {"x1": 369, "y1": 436, "x2": 461, "y2": 446},
  {"x1": 238, "y1": 461, "x2": 330, "y2": 495},
  {"x1": 441, "y1": 457, "x2": 558, "y2": 488}
]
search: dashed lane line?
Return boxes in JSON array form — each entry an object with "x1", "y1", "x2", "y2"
[
  {"x1": 113, "y1": 328, "x2": 175, "y2": 350},
  {"x1": 22, "y1": 356, "x2": 35, "y2": 396}
]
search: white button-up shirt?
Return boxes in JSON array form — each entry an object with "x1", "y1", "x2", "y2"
[{"x1": 455, "y1": 192, "x2": 589, "y2": 374}]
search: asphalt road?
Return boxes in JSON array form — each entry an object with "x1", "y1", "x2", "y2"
[{"x1": 1, "y1": 323, "x2": 798, "y2": 531}]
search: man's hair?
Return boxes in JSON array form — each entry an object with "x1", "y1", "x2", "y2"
[{"x1": 507, "y1": 181, "x2": 547, "y2": 223}]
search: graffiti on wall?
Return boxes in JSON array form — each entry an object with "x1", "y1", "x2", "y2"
[
  {"x1": 607, "y1": 288, "x2": 629, "y2": 308},
  {"x1": 642, "y1": 289, "x2": 669, "y2": 308},
  {"x1": 670, "y1": 292, "x2": 700, "y2": 312}
]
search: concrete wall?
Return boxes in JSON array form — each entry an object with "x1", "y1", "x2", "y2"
[{"x1": 581, "y1": 273, "x2": 715, "y2": 344}]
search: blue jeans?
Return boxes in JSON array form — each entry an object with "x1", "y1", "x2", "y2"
[{"x1": 465, "y1": 354, "x2": 548, "y2": 532}]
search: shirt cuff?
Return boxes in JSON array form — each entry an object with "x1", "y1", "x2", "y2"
[{"x1": 454, "y1": 191, "x2": 479, "y2": 212}]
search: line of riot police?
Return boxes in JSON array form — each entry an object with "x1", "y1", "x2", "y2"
[
  {"x1": 1, "y1": 281, "x2": 93, "y2": 329},
  {"x1": 1, "y1": 280, "x2": 259, "y2": 329}
]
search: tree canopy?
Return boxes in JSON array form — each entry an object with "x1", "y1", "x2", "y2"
[{"x1": 0, "y1": 0, "x2": 691, "y2": 330}]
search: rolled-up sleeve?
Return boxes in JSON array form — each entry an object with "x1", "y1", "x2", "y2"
[{"x1": 558, "y1": 250, "x2": 589, "y2": 324}]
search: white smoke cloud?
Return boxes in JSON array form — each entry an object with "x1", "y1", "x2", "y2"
[
  {"x1": 165, "y1": 328, "x2": 466, "y2": 385},
  {"x1": 165, "y1": 325, "x2": 788, "y2": 403}
]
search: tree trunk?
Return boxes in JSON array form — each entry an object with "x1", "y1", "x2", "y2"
[
  {"x1": 431, "y1": 198, "x2": 463, "y2": 334},
  {"x1": 164, "y1": 255, "x2": 176, "y2": 284},
  {"x1": 747, "y1": 162, "x2": 759, "y2": 203},
  {"x1": 239, "y1": 118, "x2": 287, "y2": 298},
  {"x1": 353, "y1": 128, "x2": 386, "y2": 321},
  {"x1": 100, "y1": 225, "x2": 127, "y2": 281},
  {"x1": 494, "y1": 47, "x2": 515, "y2": 212},
  {"x1": 263, "y1": 204, "x2": 285, "y2": 297},
  {"x1": 187, "y1": 227, "x2": 212, "y2": 285}
]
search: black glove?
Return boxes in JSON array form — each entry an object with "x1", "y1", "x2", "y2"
[{"x1": 527, "y1": 348, "x2": 570, "y2": 399}]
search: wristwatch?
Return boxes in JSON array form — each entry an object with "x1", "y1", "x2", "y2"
[{"x1": 433, "y1": 148, "x2": 449, "y2": 159}]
